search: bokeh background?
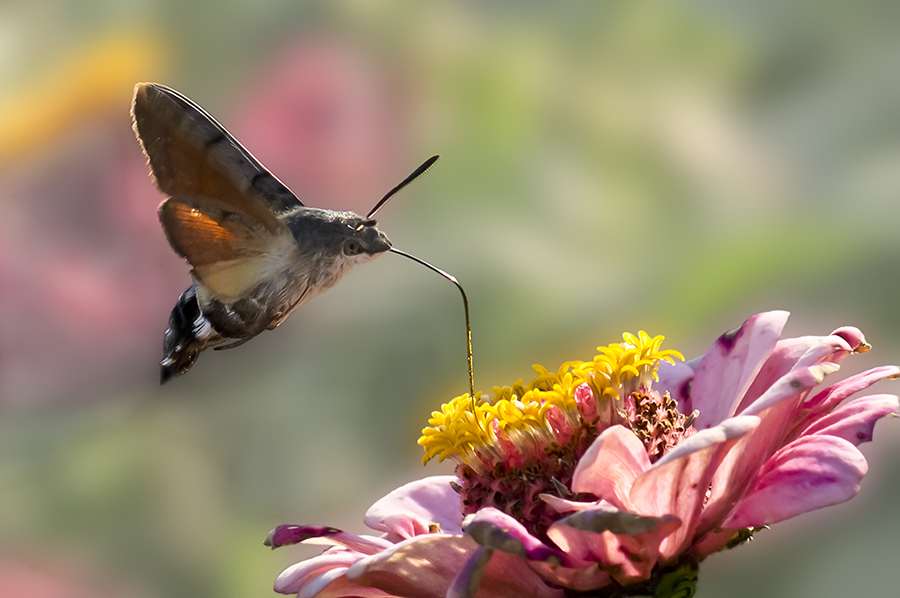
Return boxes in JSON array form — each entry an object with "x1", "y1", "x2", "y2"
[{"x1": 1, "y1": 1, "x2": 899, "y2": 596}]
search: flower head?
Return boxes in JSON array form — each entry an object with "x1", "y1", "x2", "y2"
[{"x1": 268, "y1": 311, "x2": 898, "y2": 597}]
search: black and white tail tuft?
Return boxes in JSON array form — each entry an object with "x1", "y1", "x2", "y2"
[{"x1": 160, "y1": 285, "x2": 218, "y2": 384}]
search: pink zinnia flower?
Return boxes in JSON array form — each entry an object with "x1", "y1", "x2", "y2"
[{"x1": 267, "y1": 311, "x2": 898, "y2": 597}]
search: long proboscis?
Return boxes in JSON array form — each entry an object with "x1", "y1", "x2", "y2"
[
  {"x1": 367, "y1": 155, "x2": 440, "y2": 220},
  {"x1": 389, "y1": 248, "x2": 475, "y2": 401}
]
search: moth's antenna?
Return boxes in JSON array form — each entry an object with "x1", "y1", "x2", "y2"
[
  {"x1": 367, "y1": 155, "x2": 440, "y2": 219},
  {"x1": 389, "y1": 248, "x2": 476, "y2": 406}
]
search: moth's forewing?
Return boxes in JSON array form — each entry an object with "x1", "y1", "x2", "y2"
[
  {"x1": 131, "y1": 83, "x2": 302, "y2": 229},
  {"x1": 132, "y1": 82, "x2": 305, "y2": 298}
]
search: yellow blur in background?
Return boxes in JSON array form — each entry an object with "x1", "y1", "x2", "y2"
[{"x1": 1, "y1": 1, "x2": 899, "y2": 597}]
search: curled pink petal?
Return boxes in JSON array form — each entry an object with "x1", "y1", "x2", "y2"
[
  {"x1": 793, "y1": 335, "x2": 853, "y2": 369},
  {"x1": 265, "y1": 525, "x2": 392, "y2": 554},
  {"x1": 571, "y1": 425, "x2": 650, "y2": 509},
  {"x1": 724, "y1": 435, "x2": 868, "y2": 529},
  {"x1": 364, "y1": 476, "x2": 462, "y2": 539},
  {"x1": 463, "y1": 507, "x2": 568, "y2": 565},
  {"x1": 690, "y1": 311, "x2": 788, "y2": 429},
  {"x1": 830, "y1": 326, "x2": 868, "y2": 352},
  {"x1": 275, "y1": 552, "x2": 364, "y2": 595},
  {"x1": 801, "y1": 394, "x2": 900, "y2": 446}
]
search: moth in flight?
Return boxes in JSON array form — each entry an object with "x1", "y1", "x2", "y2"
[{"x1": 131, "y1": 83, "x2": 439, "y2": 383}]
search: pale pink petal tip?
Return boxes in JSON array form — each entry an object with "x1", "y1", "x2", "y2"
[{"x1": 830, "y1": 326, "x2": 869, "y2": 352}]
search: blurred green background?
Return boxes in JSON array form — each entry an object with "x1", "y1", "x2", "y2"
[{"x1": 1, "y1": 1, "x2": 899, "y2": 596}]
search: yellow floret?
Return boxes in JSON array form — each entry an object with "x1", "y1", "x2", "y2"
[{"x1": 419, "y1": 331, "x2": 683, "y2": 465}]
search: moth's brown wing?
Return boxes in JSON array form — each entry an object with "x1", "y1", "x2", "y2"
[
  {"x1": 131, "y1": 82, "x2": 302, "y2": 229},
  {"x1": 159, "y1": 197, "x2": 298, "y2": 298}
]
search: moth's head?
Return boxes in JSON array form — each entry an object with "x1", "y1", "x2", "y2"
[
  {"x1": 341, "y1": 214, "x2": 392, "y2": 263},
  {"x1": 284, "y1": 208, "x2": 392, "y2": 264}
]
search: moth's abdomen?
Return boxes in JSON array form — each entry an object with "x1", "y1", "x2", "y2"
[{"x1": 161, "y1": 284, "x2": 221, "y2": 383}]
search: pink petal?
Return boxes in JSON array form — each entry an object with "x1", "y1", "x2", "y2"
[
  {"x1": 830, "y1": 326, "x2": 868, "y2": 353},
  {"x1": 275, "y1": 551, "x2": 364, "y2": 595},
  {"x1": 305, "y1": 574, "x2": 399, "y2": 598},
  {"x1": 482, "y1": 551, "x2": 567, "y2": 598},
  {"x1": 525, "y1": 561, "x2": 611, "y2": 593},
  {"x1": 265, "y1": 525, "x2": 393, "y2": 554},
  {"x1": 792, "y1": 334, "x2": 854, "y2": 368},
  {"x1": 364, "y1": 476, "x2": 462, "y2": 539},
  {"x1": 347, "y1": 535, "x2": 464, "y2": 598},
  {"x1": 446, "y1": 546, "x2": 492, "y2": 598},
  {"x1": 799, "y1": 365, "x2": 900, "y2": 426},
  {"x1": 734, "y1": 326, "x2": 869, "y2": 417},
  {"x1": 690, "y1": 311, "x2": 788, "y2": 429},
  {"x1": 574, "y1": 383, "x2": 599, "y2": 422},
  {"x1": 571, "y1": 426, "x2": 650, "y2": 510},
  {"x1": 298, "y1": 567, "x2": 395, "y2": 598},
  {"x1": 801, "y1": 394, "x2": 900, "y2": 446},
  {"x1": 539, "y1": 494, "x2": 596, "y2": 514},
  {"x1": 631, "y1": 415, "x2": 759, "y2": 560},
  {"x1": 698, "y1": 364, "x2": 838, "y2": 534},
  {"x1": 347, "y1": 534, "x2": 562, "y2": 598},
  {"x1": 724, "y1": 435, "x2": 868, "y2": 528},
  {"x1": 654, "y1": 359, "x2": 696, "y2": 411},
  {"x1": 546, "y1": 504, "x2": 680, "y2": 583},
  {"x1": 463, "y1": 508, "x2": 567, "y2": 565},
  {"x1": 740, "y1": 362, "x2": 839, "y2": 418}
]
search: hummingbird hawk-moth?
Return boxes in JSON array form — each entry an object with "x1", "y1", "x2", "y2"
[{"x1": 131, "y1": 83, "x2": 445, "y2": 384}]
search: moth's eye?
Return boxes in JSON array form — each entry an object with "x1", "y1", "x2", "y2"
[{"x1": 344, "y1": 240, "x2": 362, "y2": 256}]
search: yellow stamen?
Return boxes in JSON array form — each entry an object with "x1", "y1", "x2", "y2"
[{"x1": 419, "y1": 332, "x2": 683, "y2": 464}]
